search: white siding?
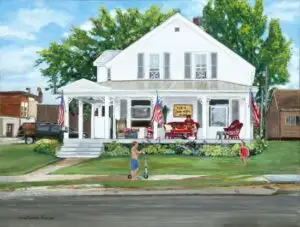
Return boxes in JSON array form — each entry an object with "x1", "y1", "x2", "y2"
[
  {"x1": 106, "y1": 17, "x2": 254, "y2": 86},
  {"x1": 97, "y1": 67, "x2": 108, "y2": 82}
]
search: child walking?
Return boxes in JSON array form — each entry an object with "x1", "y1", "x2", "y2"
[{"x1": 240, "y1": 141, "x2": 249, "y2": 166}]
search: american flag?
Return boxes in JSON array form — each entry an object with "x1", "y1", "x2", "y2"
[
  {"x1": 57, "y1": 95, "x2": 64, "y2": 126},
  {"x1": 151, "y1": 94, "x2": 164, "y2": 126},
  {"x1": 250, "y1": 91, "x2": 260, "y2": 128}
]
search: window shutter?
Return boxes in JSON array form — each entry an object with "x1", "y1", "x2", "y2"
[
  {"x1": 137, "y1": 53, "x2": 144, "y2": 79},
  {"x1": 184, "y1": 53, "x2": 191, "y2": 79},
  {"x1": 197, "y1": 99, "x2": 202, "y2": 128},
  {"x1": 107, "y1": 68, "x2": 111, "y2": 81},
  {"x1": 120, "y1": 99, "x2": 127, "y2": 120},
  {"x1": 164, "y1": 53, "x2": 170, "y2": 79},
  {"x1": 231, "y1": 100, "x2": 239, "y2": 121},
  {"x1": 211, "y1": 53, "x2": 218, "y2": 79}
]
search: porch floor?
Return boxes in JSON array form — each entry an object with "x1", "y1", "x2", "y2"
[{"x1": 64, "y1": 138, "x2": 250, "y2": 144}]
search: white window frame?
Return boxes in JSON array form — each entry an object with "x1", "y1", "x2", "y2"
[
  {"x1": 149, "y1": 53, "x2": 160, "y2": 79},
  {"x1": 285, "y1": 116, "x2": 300, "y2": 126},
  {"x1": 209, "y1": 105, "x2": 229, "y2": 127},
  {"x1": 193, "y1": 52, "x2": 208, "y2": 79}
]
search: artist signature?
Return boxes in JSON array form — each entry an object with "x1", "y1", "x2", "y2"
[{"x1": 18, "y1": 215, "x2": 54, "y2": 220}]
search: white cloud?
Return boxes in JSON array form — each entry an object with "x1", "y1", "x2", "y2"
[
  {"x1": 266, "y1": 0, "x2": 300, "y2": 22},
  {"x1": 0, "y1": 46, "x2": 42, "y2": 75},
  {"x1": 80, "y1": 20, "x2": 94, "y2": 32},
  {"x1": 0, "y1": 45, "x2": 59, "y2": 104},
  {"x1": 0, "y1": 26, "x2": 36, "y2": 40},
  {"x1": 0, "y1": 7, "x2": 73, "y2": 40}
]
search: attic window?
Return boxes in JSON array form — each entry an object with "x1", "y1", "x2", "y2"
[{"x1": 174, "y1": 27, "x2": 180, "y2": 32}]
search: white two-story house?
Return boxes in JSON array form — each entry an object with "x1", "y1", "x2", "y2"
[{"x1": 59, "y1": 13, "x2": 257, "y2": 141}]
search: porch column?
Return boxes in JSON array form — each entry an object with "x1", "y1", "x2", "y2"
[
  {"x1": 112, "y1": 98, "x2": 117, "y2": 139},
  {"x1": 78, "y1": 100, "x2": 83, "y2": 139},
  {"x1": 126, "y1": 98, "x2": 131, "y2": 128},
  {"x1": 104, "y1": 96, "x2": 110, "y2": 139},
  {"x1": 201, "y1": 97, "x2": 208, "y2": 139},
  {"x1": 64, "y1": 95, "x2": 69, "y2": 140},
  {"x1": 90, "y1": 103, "x2": 95, "y2": 139}
]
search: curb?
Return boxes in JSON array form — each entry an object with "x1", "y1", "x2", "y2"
[{"x1": 0, "y1": 188, "x2": 278, "y2": 198}]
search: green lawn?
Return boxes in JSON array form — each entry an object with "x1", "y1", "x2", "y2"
[
  {"x1": 0, "y1": 144, "x2": 58, "y2": 176},
  {"x1": 55, "y1": 141, "x2": 300, "y2": 176}
]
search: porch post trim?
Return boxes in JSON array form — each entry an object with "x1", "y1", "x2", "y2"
[
  {"x1": 78, "y1": 100, "x2": 83, "y2": 139},
  {"x1": 126, "y1": 98, "x2": 131, "y2": 128},
  {"x1": 201, "y1": 96, "x2": 208, "y2": 140},
  {"x1": 112, "y1": 98, "x2": 117, "y2": 139},
  {"x1": 104, "y1": 96, "x2": 110, "y2": 139},
  {"x1": 91, "y1": 103, "x2": 95, "y2": 139},
  {"x1": 64, "y1": 95, "x2": 69, "y2": 140}
]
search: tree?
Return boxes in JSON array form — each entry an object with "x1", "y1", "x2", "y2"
[
  {"x1": 201, "y1": 0, "x2": 292, "y2": 100},
  {"x1": 36, "y1": 5, "x2": 178, "y2": 93},
  {"x1": 35, "y1": 5, "x2": 178, "y2": 117}
]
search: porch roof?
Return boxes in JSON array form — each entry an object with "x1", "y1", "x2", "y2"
[{"x1": 99, "y1": 80, "x2": 256, "y2": 91}]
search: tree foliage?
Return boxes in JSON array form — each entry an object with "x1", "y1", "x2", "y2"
[
  {"x1": 35, "y1": 5, "x2": 178, "y2": 118},
  {"x1": 201, "y1": 0, "x2": 292, "y2": 100},
  {"x1": 36, "y1": 5, "x2": 178, "y2": 93}
]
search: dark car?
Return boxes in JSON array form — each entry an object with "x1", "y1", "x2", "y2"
[{"x1": 17, "y1": 123, "x2": 87, "y2": 144}]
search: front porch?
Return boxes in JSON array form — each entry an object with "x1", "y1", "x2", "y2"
[{"x1": 59, "y1": 79, "x2": 256, "y2": 143}]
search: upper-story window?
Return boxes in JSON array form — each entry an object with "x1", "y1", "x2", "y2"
[
  {"x1": 185, "y1": 52, "x2": 218, "y2": 79},
  {"x1": 20, "y1": 102, "x2": 28, "y2": 118},
  {"x1": 149, "y1": 54, "x2": 160, "y2": 79},
  {"x1": 194, "y1": 53, "x2": 207, "y2": 79}
]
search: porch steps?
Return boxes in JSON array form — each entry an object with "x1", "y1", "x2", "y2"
[{"x1": 57, "y1": 139, "x2": 104, "y2": 158}]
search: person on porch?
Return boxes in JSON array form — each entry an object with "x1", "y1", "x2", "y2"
[{"x1": 184, "y1": 115, "x2": 195, "y2": 130}]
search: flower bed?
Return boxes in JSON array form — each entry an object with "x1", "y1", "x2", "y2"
[{"x1": 102, "y1": 139, "x2": 268, "y2": 157}]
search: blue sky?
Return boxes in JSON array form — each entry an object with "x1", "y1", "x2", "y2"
[{"x1": 0, "y1": 0, "x2": 299, "y2": 104}]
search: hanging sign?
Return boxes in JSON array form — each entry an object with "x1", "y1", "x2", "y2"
[{"x1": 173, "y1": 104, "x2": 193, "y2": 118}]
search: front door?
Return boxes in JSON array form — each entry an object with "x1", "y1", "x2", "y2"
[{"x1": 6, "y1": 124, "x2": 14, "y2": 137}]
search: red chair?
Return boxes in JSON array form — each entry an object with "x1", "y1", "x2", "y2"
[
  {"x1": 223, "y1": 120, "x2": 243, "y2": 139},
  {"x1": 146, "y1": 127, "x2": 153, "y2": 139}
]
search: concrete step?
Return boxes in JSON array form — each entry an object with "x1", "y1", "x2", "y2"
[
  {"x1": 63, "y1": 143, "x2": 104, "y2": 148},
  {"x1": 57, "y1": 153, "x2": 100, "y2": 158},
  {"x1": 60, "y1": 147, "x2": 104, "y2": 152},
  {"x1": 56, "y1": 151, "x2": 102, "y2": 158},
  {"x1": 64, "y1": 139, "x2": 104, "y2": 144}
]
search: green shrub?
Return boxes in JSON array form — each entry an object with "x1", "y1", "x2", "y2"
[
  {"x1": 182, "y1": 149, "x2": 193, "y2": 156},
  {"x1": 103, "y1": 142, "x2": 130, "y2": 157},
  {"x1": 246, "y1": 138, "x2": 268, "y2": 155},
  {"x1": 34, "y1": 139, "x2": 61, "y2": 156}
]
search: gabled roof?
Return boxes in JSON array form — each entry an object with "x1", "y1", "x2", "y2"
[
  {"x1": 272, "y1": 89, "x2": 300, "y2": 110},
  {"x1": 58, "y1": 78, "x2": 111, "y2": 93},
  {"x1": 93, "y1": 50, "x2": 121, "y2": 66},
  {"x1": 99, "y1": 80, "x2": 255, "y2": 91},
  {"x1": 104, "y1": 13, "x2": 255, "y2": 70}
]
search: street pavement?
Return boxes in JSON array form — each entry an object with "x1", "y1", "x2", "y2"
[{"x1": 0, "y1": 195, "x2": 299, "y2": 227}]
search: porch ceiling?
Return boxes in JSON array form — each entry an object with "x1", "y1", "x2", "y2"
[{"x1": 99, "y1": 80, "x2": 255, "y2": 91}]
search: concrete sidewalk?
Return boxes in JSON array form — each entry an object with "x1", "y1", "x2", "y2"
[
  {"x1": 0, "y1": 186, "x2": 278, "y2": 199},
  {"x1": 264, "y1": 175, "x2": 300, "y2": 183}
]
